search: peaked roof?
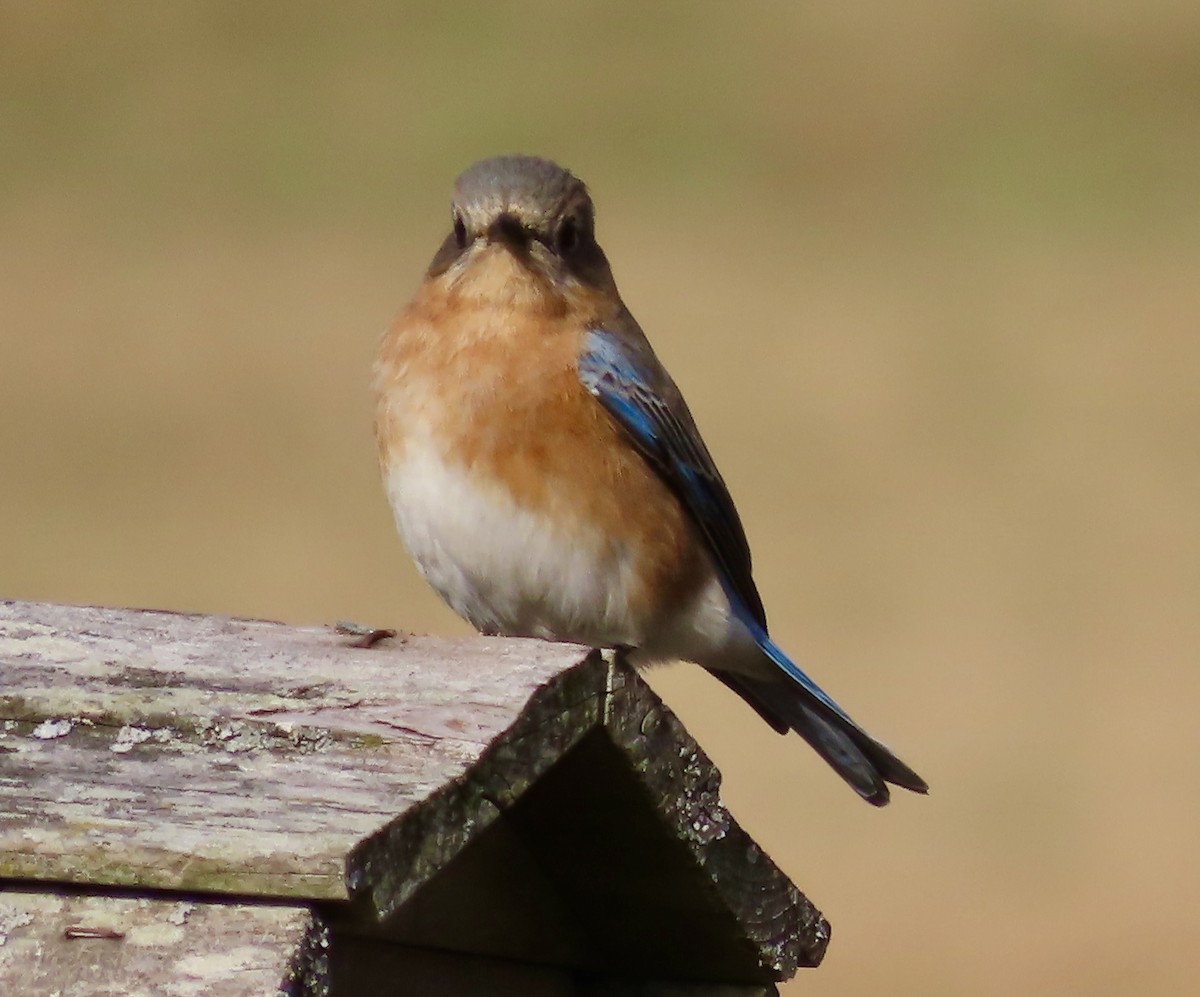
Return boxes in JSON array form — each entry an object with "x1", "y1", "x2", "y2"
[{"x1": 0, "y1": 599, "x2": 828, "y2": 985}]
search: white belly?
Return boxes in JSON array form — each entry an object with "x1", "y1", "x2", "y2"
[
  {"x1": 385, "y1": 435, "x2": 761, "y2": 674},
  {"x1": 385, "y1": 437, "x2": 646, "y2": 645}
]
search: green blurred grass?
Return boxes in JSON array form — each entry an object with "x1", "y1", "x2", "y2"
[{"x1": 3, "y1": 4, "x2": 1199, "y2": 993}]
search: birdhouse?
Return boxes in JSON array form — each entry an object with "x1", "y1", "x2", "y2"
[{"x1": 0, "y1": 600, "x2": 829, "y2": 995}]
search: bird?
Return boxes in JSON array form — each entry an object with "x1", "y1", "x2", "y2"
[{"x1": 373, "y1": 154, "x2": 927, "y2": 806}]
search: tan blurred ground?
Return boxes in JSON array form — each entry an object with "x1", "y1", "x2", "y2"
[{"x1": 2, "y1": 3, "x2": 1198, "y2": 993}]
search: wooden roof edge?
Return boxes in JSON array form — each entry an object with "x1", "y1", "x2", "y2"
[
  {"x1": 603, "y1": 661, "x2": 830, "y2": 974},
  {"x1": 348, "y1": 650, "x2": 828, "y2": 979}
]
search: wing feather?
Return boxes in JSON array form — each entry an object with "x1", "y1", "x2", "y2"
[{"x1": 577, "y1": 325, "x2": 767, "y2": 629}]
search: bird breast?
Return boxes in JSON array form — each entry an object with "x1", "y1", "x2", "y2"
[{"x1": 373, "y1": 258, "x2": 734, "y2": 660}]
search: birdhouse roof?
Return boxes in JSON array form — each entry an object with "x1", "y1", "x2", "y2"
[{"x1": 0, "y1": 600, "x2": 827, "y2": 992}]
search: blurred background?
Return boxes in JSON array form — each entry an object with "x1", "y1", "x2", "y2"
[{"x1": 2, "y1": 2, "x2": 1197, "y2": 993}]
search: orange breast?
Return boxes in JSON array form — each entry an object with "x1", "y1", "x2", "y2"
[{"x1": 374, "y1": 248, "x2": 708, "y2": 626}]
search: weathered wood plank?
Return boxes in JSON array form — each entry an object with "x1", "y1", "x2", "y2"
[
  {"x1": 0, "y1": 600, "x2": 594, "y2": 903},
  {"x1": 602, "y1": 662, "x2": 830, "y2": 977},
  {"x1": 0, "y1": 887, "x2": 326, "y2": 996}
]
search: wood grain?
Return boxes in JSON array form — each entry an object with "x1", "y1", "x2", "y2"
[{"x1": 0, "y1": 886, "x2": 325, "y2": 996}]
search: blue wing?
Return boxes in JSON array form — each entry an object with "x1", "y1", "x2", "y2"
[
  {"x1": 577, "y1": 324, "x2": 767, "y2": 628},
  {"x1": 578, "y1": 323, "x2": 929, "y2": 804},
  {"x1": 578, "y1": 324, "x2": 854, "y2": 718}
]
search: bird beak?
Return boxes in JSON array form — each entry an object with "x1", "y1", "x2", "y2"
[{"x1": 485, "y1": 212, "x2": 530, "y2": 252}]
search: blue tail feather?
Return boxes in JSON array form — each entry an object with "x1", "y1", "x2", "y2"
[{"x1": 720, "y1": 604, "x2": 928, "y2": 804}]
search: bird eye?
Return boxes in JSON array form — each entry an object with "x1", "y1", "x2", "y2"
[
  {"x1": 556, "y1": 216, "x2": 579, "y2": 256},
  {"x1": 453, "y1": 213, "x2": 468, "y2": 248}
]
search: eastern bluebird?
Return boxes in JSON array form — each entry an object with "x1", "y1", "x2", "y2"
[{"x1": 374, "y1": 155, "x2": 927, "y2": 806}]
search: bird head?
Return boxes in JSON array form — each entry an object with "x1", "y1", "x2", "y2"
[{"x1": 426, "y1": 155, "x2": 617, "y2": 304}]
